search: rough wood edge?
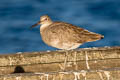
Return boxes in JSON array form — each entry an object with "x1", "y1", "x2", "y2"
[{"x1": 0, "y1": 46, "x2": 120, "y2": 66}]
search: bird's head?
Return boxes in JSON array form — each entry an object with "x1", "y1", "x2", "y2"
[{"x1": 31, "y1": 15, "x2": 52, "y2": 28}]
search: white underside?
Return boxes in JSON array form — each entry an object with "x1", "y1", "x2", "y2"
[
  {"x1": 50, "y1": 40, "x2": 81, "y2": 50},
  {"x1": 64, "y1": 43, "x2": 81, "y2": 50}
]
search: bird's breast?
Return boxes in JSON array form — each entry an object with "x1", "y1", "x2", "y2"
[{"x1": 40, "y1": 24, "x2": 50, "y2": 33}]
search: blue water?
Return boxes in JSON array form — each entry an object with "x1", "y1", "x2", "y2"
[{"x1": 0, "y1": 0, "x2": 120, "y2": 54}]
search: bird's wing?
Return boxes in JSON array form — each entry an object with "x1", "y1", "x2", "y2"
[{"x1": 45, "y1": 22, "x2": 102, "y2": 43}]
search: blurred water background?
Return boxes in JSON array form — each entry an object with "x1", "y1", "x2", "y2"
[{"x1": 0, "y1": 0, "x2": 120, "y2": 54}]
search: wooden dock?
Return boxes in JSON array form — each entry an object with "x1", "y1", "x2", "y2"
[{"x1": 0, "y1": 46, "x2": 120, "y2": 80}]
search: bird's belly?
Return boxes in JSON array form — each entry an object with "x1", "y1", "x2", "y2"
[{"x1": 49, "y1": 40, "x2": 81, "y2": 50}]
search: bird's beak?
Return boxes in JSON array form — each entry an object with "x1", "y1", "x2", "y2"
[{"x1": 31, "y1": 21, "x2": 41, "y2": 28}]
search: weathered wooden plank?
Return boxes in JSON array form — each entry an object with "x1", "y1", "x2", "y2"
[
  {"x1": 0, "y1": 58, "x2": 120, "y2": 75},
  {"x1": 0, "y1": 69, "x2": 120, "y2": 80},
  {"x1": 0, "y1": 46, "x2": 120, "y2": 66},
  {"x1": 0, "y1": 46, "x2": 120, "y2": 80}
]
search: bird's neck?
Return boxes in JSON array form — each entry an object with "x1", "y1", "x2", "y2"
[{"x1": 40, "y1": 21, "x2": 53, "y2": 33}]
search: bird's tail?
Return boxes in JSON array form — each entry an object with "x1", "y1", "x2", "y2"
[{"x1": 86, "y1": 33, "x2": 104, "y2": 42}]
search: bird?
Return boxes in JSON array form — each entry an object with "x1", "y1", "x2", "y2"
[
  {"x1": 31, "y1": 15, "x2": 104, "y2": 50},
  {"x1": 31, "y1": 15, "x2": 104, "y2": 70}
]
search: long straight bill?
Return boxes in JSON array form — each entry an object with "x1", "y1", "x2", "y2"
[{"x1": 31, "y1": 21, "x2": 41, "y2": 28}]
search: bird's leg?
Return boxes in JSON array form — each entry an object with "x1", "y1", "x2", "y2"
[
  {"x1": 63, "y1": 50, "x2": 69, "y2": 71},
  {"x1": 73, "y1": 51, "x2": 78, "y2": 70}
]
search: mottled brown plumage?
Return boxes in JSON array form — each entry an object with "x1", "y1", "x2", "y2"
[{"x1": 31, "y1": 15, "x2": 104, "y2": 50}]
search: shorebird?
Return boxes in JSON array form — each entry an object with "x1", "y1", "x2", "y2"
[
  {"x1": 31, "y1": 15, "x2": 104, "y2": 70},
  {"x1": 31, "y1": 15, "x2": 104, "y2": 50}
]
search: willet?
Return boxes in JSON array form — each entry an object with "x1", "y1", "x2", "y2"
[
  {"x1": 31, "y1": 15, "x2": 104, "y2": 49},
  {"x1": 31, "y1": 15, "x2": 104, "y2": 70}
]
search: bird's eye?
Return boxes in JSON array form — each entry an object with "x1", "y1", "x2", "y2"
[{"x1": 45, "y1": 18, "x2": 47, "y2": 20}]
